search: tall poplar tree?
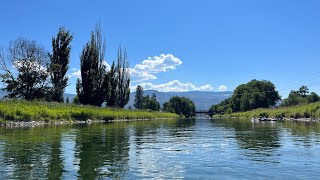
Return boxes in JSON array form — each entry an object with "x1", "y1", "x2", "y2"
[
  {"x1": 134, "y1": 85, "x2": 144, "y2": 109},
  {"x1": 76, "y1": 24, "x2": 109, "y2": 106},
  {"x1": 115, "y1": 48, "x2": 130, "y2": 108},
  {"x1": 105, "y1": 61, "x2": 117, "y2": 107},
  {"x1": 49, "y1": 27, "x2": 73, "y2": 102}
]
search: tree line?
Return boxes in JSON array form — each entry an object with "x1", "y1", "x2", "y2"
[
  {"x1": 134, "y1": 85, "x2": 195, "y2": 117},
  {"x1": 0, "y1": 24, "x2": 130, "y2": 108},
  {"x1": 209, "y1": 79, "x2": 320, "y2": 116},
  {"x1": 280, "y1": 85, "x2": 320, "y2": 107},
  {"x1": 209, "y1": 79, "x2": 281, "y2": 115}
]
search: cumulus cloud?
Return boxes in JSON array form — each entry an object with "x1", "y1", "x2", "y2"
[
  {"x1": 70, "y1": 61, "x2": 110, "y2": 79},
  {"x1": 129, "y1": 68, "x2": 157, "y2": 82},
  {"x1": 130, "y1": 54, "x2": 182, "y2": 82},
  {"x1": 71, "y1": 68, "x2": 81, "y2": 79},
  {"x1": 102, "y1": 60, "x2": 111, "y2": 71},
  {"x1": 133, "y1": 80, "x2": 214, "y2": 92},
  {"x1": 134, "y1": 54, "x2": 182, "y2": 73},
  {"x1": 218, "y1": 85, "x2": 228, "y2": 92}
]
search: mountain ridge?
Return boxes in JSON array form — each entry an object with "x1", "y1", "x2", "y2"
[
  {"x1": 0, "y1": 89, "x2": 232, "y2": 110},
  {"x1": 126, "y1": 90, "x2": 233, "y2": 110}
]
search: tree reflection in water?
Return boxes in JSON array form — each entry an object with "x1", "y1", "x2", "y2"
[
  {"x1": 212, "y1": 119, "x2": 281, "y2": 163},
  {"x1": 75, "y1": 123, "x2": 130, "y2": 179}
]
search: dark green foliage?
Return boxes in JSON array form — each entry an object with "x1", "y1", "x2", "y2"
[
  {"x1": 210, "y1": 79, "x2": 281, "y2": 115},
  {"x1": 162, "y1": 96, "x2": 195, "y2": 118},
  {"x1": 134, "y1": 86, "x2": 160, "y2": 111},
  {"x1": 65, "y1": 97, "x2": 70, "y2": 103},
  {"x1": 115, "y1": 48, "x2": 130, "y2": 108},
  {"x1": 105, "y1": 61, "x2": 117, "y2": 107},
  {"x1": 73, "y1": 96, "x2": 80, "y2": 104},
  {"x1": 76, "y1": 24, "x2": 109, "y2": 106},
  {"x1": 134, "y1": 85, "x2": 144, "y2": 109},
  {"x1": 49, "y1": 27, "x2": 73, "y2": 102},
  {"x1": 209, "y1": 98, "x2": 232, "y2": 116},
  {"x1": 163, "y1": 102, "x2": 175, "y2": 113},
  {"x1": 0, "y1": 38, "x2": 50, "y2": 100},
  {"x1": 142, "y1": 93, "x2": 160, "y2": 111},
  {"x1": 281, "y1": 86, "x2": 319, "y2": 107},
  {"x1": 105, "y1": 48, "x2": 130, "y2": 108},
  {"x1": 307, "y1": 92, "x2": 320, "y2": 103}
]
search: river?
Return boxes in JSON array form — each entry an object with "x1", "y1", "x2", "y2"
[{"x1": 0, "y1": 118, "x2": 319, "y2": 179}]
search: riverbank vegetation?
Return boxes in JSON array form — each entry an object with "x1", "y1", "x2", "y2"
[
  {"x1": 224, "y1": 102, "x2": 320, "y2": 119},
  {"x1": 163, "y1": 96, "x2": 196, "y2": 118},
  {"x1": 134, "y1": 85, "x2": 160, "y2": 111},
  {"x1": 0, "y1": 23, "x2": 131, "y2": 109},
  {"x1": 209, "y1": 80, "x2": 281, "y2": 115},
  {"x1": 0, "y1": 100, "x2": 179, "y2": 122},
  {"x1": 209, "y1": 79, "x2": 320, "y2": 119},
  {"x1": 280, "y1": 86, "x2": 320, "y2": 107}
]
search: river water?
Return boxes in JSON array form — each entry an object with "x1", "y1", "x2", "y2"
[{"x1": 0, "y1": 118, "x2": 319, "y2": 179}]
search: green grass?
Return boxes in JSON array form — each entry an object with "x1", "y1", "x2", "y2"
[
  {"x1": 223, "y1": 102, "x2": 320, "y2": 119},
  {"x1": 0, "y1": 100, "x2": 179, "y2": 122}
]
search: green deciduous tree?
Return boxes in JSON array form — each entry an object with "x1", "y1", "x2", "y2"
[
  {"x1": 230, "y1": 79, "x2": 280, "y2": 112},
  {"x1": 281, "y1": 85, "x2": 319, "y2": 107},
  {"x1": 115, "y1": 48, "x2": 130, "y2": 108},
  {"x1": 134, "y1": 85, "x2": 144, "y2": 109},
  {"x1": 105, "y1": 61, "x2": 117, "y2": 107},
  {"x1": 0, "y1": 38, "x2": 50, "y2": 100},
  {"x1": 209, "y1": 79, "x2": 281, "y2": 115},
  {"x1": 73, "y1": 95, "x2": 80, "y2": 104},
  {"x1": 162, "y1": 96, "x2": 195, "y2": 118},
  {"x1": 49, "y1": 27, "x2": 73, "y2": 102},
  {"x1": 76, "y1": 24, "x2": 109, "y2": 106},
  {"x1": 105, "y1": 48, "x2": 130, "y2": 108},
  {"x1": 142, "y1": 93, "x2": 160, "y2": 111}
]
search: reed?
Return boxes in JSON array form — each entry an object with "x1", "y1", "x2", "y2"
[
  {"x1": 0, "y1": 100, "x2": 179, "y2": 122},
  {"x1": 223, "y1": 102, "x2": 320, "y2": 119}
]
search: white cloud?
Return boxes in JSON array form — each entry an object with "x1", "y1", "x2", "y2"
[
  {"x1": 71, "y1": 68, "x2": 81, "y2": 79},
  {"x1": 218, "y1": 85, "x2": 228, "y2": 92},
  {"x1": 134, "y1": 54, "x2": 182, "y2": 73},
  {"x1": 129, "y1": 68, "x2": 157, "y2": 82},
  {"x1": 130, "y1": 54, "x2": 182, "y2": 82},
  {"x1": 102, "y1": 60, "x2": 111, "y2": 71},
  {"x1": 70, "y1": 61, "x2": 110, "y2": 79},
  {"x1": 133, "y1": 80, "x2": 213, "y2": 92}
]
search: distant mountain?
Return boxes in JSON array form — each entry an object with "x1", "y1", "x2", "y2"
[
  {"x1": 0, "y1": 89, "x2": 7, "y2": 99},
  {"x1": 0, "y1": 89, "x2": 233, "y2": 110},
  {"x1": 126, "y1": 90, "x2": 233, "y2": 110},
  {"x1": 63, "y1": 93, "x2": 77, "y2": 102}
]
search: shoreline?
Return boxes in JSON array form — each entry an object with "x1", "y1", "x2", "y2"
[
  {"x1": 0, "y1": 117, "x2": 180, "y2": 128},
  {"x1": 216, "y1": 116, "x2": 320, "y2": 122},
  {"x1": 0, "y1": 100, "x2": 179, "y2": 128}
]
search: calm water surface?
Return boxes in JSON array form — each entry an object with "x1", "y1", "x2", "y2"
[{"x1": 0, "y1": 118, "x2": 320, "y2": 179}]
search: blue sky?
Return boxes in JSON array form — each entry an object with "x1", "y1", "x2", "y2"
[{"x1": 1, "y1": 0, "x2": 320, "y2": 97}]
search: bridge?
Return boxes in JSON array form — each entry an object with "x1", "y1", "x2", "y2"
[
  {"x1": 194, "y1": 110, "x2": 211, "y2": 118},
  {"x1": 195, "y1": 110, "x2": 210, "y2": 114}
]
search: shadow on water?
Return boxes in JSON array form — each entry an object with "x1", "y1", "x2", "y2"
[
  {"x1": 282, "y1": 121, "x2": 320, "y2": 147},
  {"x1": 165, "y1": 118, "x2": 196, "y2": 138},
  {"x1": 211, "y1": 118, "x2": 281, "y2": 163},
  {"x1": 0, "y1": 119, "x2": 196, "y2": 179},
  {"x1": 0, "y1": 126, "x2": 70, "y2": 179},
  {"x1": 1, "y1": 118, "x2": 320, "y2": 179},
  {"x1": 74, "y1": 123, "x2": 130, "y2": 179}
]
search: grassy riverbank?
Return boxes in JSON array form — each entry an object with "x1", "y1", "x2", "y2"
[
  {"x1": 223, "y1": 102, "x2": 320, "y2": 119},
  {"x1": 0, "y1": 100, "x2": 179, "y2": 122}
]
